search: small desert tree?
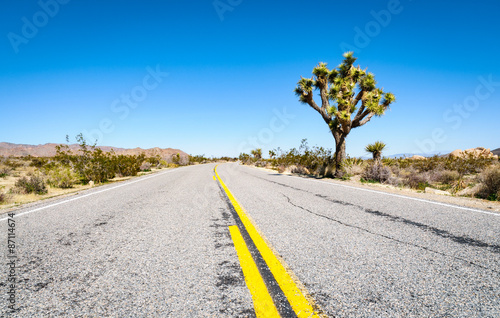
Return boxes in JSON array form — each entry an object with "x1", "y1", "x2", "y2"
[
  {"x1": 251, "y1": 148, "x2": 262, "y2": 160},
  {"x1": 366, "y1": 141, "x2": 386, "y2": 162},
  {"x1": 295, "y1": 52, "x2": 395, "y2": 177}
]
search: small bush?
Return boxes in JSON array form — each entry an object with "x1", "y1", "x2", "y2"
[
  {"x1": 0, "y1": 192, "x2": 10, "y2": 204},
  {"x1": 290, "y1": 165, "x2": 310, "y2": 175},
  {"x1": 477, "y1": 166, "x2": 500, "y2": 200},
  {"x1": 433, "y1": 170, "x2": 460, "y2": 184},
  {"x1": 3, "y1": 159, "x2": 23, "y2": 170},
  {"x1": 15, "y1": 175, "x2": 47, "y2": 194},
  {"x1": 362, "y1": 164, "x2": 391, "y2": 183},
  {"x1": 46, "y1": 165, "x2": 80, "y2": 188},
  {"x1": 403, "y1": 172, "x2": 431, "y2": 190},
  {"x1": 30, "y1": 157, "x2": 48, "y2": 168},
  {"x1": 140, "y1": 162, "x2": 152, "y2": 171},
  {"x1": 386, "y1": 176, "x2": 403, "y2": 187},
  {"x1": 0, "y1": 166, "x2": 11, "y2": 178}
]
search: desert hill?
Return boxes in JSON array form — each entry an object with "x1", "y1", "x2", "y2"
[
  {"x1": 492, "y1": 148, "x2": 500, "y2": 156},
  {"x1": 0, "y1": 142, "x2": 188, "y2": 161}
]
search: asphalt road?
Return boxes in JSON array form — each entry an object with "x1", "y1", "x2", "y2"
[{"x1": 1, "y1": 163, "x2": 499, "y2": 317}]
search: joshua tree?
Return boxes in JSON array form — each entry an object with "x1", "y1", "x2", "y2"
[
  {"x1": 365, "y1": 141, "x2": 386, "y2": 162},
  {"x1": 268, "y1": 150, "x2": 276, "y2": 159},
  {"x1": 251, "y1": 148, "x2": 262, "y2": 160},
  {"x1": 294, "y1": 52, "x2": 395, "y2": 177}
]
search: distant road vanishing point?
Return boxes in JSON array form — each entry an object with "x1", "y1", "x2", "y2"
[{"x1": 1, "y1": 163, "x2": 499, "y2": 317}]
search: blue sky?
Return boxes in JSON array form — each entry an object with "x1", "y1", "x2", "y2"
[{"x1": 1, "y1": 0, "x2": 499, "y2": 157}]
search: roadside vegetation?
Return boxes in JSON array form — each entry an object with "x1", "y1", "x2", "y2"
[
  {"x1": 239, "y1": 139, "x2": 500, "y2": 202},
  {"x1": 0, "y1": 134, "x2": 235, "y2": 208}
]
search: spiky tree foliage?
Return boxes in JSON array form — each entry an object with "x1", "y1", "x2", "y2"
[
  {"x1": 365, "y1": 141, "x2": 386, "y2": 162},
  {"x1": 295, "y1": 52, "x2": 395, "y2": 177},
  {"x1": 251, "y1": 148, "x2": 262, "y2": 160}
]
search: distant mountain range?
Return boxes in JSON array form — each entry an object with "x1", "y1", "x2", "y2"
[
  {"x1": 0, "y1": 142, "x2": 188, "y2": 160},
  {"x1": 493, "y1": 148, "x2": 500, "y2": 156}
]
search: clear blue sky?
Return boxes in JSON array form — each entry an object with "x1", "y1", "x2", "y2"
[{"x1": 1, "y1": 0, "x2": 499, "y2": 157}]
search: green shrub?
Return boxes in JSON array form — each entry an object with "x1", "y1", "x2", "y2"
[
  {"x1": 3, "y1": 159, "x2": 23, "y2": 170},
  {"x1": 477, "y1": 166, "x2": 500, "y2": 200},
  {"x1": 46, "y1": 165, "x2": 80, "y2": 188},
  {"x1": 54, "y1": 134, "x2": 147, "y2": 182},
  {"x1": 269, "y1": 139, "x2": 334, "y2": 177},
  {"x1": 113, "y1": 154, "x2": 144, "y2": 177},
  {"x1": 15, "y1": 175, "x2": 47, "y2": 194},
  {"x1": 30, "y1": 157, "x2": 48, "y2": 168}
]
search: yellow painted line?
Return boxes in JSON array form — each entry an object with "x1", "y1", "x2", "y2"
[
  {"x1": 216, "y1": 165, "x2": 322, "y2": 318},
  {"x1": 213, "y1": 175, "x2": 216, "y2": 181},
  {"x1": 229, "y1": 226, "x2": 280, "y2": 317}
]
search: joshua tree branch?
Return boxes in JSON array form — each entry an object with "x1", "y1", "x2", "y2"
[
  {"x1": 353, "y1": 90, "x2": 364, "y2": 108},
  {"x1": 356, "y1": 112, "x2": 375, "y2": 127},
  {"x1": 306, "y1": 94, "x2": 331, "y2": 124},
  {"x1": 318, "y1": 82, "x2": 330, "y2": 112}
]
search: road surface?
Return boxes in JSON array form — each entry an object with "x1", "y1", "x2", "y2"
[{"x1": 1, "y1": 163, "x2": 499, "y2": 317}]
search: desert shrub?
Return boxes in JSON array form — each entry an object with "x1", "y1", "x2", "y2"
[
  {"x1": 269, "y1": 139, "x2": 334, "y2": 177},
  {"x1": 391, "y1": 155, "x2": 493, "y2": 176},
  {"x1": 113, "y1": 154, "x2": 145, "y2": 177},
  {"x1": 381, "y1": 157, "x2": 397, "y2": 166},
  {"x1": 343, "y1": 157, "x2": 365, "y2": 176},
  {"x1": 145, "y1": 155, "x2": 161, "y2": 166},
  {"x1": 140, "y1": 162, "x2": 152, "y2": 171},
  {"x1": 362, "y1": 164, "x2": 391, "y2": 183},
  {"x1": 30, "y1": 157, "x2": 48, "y2": 168},
  {"x1": 0, "y1": 192, "x2": 10, "y2": 204},
  {"x1": 189, "y1": 154, "x2": 208, "y2": 164},
  {"x1": 239, "y1": 153, "x2": 252, "y2": 164},
  {"x1": 159, "y1": 159, "x2": 168, "y2": 168},
  {"x1": 402, "y1": 170, "x2": 430, "y2": 190},
  {"x1": 15, "y1": 175, "x2": 47, "y2": 194},
  {"x1": 476, "y1": 166, "x2": 500, "y2": 200},
  {"x1": 3, "y1": 159, "x2": 23, "y2": 170},
  {"x1": 254, "y1": 160, "x2": 267, "y2": 168},
  {"x1": 386, "y1": 176, "x2": 403, "y2": 187},
  {"x1": 433, "y1": 170, "x2": 460, "y2": 184},
  {"x1": 0, "y1": 166, "x2": 11, "y2": 178},
  {"x1": 54, "y1": 134, "x2": 147, "y2": 182},
  {"x1": 172, "y1": 153, "x2": 181, "y2": 165},
  {"x1": 46, "y1": 165, "x2": 80, "y2": 188},
  {"x1": 290, "y1": 165, "x2": 310, "y2": 174}
]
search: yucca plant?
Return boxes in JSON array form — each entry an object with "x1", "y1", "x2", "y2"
[
  {"x1": 295, "y1": 52, "x2": 395, "y2": 177},
  {"x1": 365, "y1": 141, "x2": 386, "y2": 162}
]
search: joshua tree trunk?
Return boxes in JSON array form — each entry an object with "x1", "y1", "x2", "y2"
[
  {"x1": 333, "y1": 132, "x2": 347, "y2": 178},
  {"x1": 374, "y1": 152, "x2": 381, "y2": 162}
]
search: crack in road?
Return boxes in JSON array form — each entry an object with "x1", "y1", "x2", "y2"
[
  {"x1": 281, "y1": 193, "x2": 499, "y2": 274},
  {"x1": 243, "y1": 170, "x2": 500, "y2": 254}
]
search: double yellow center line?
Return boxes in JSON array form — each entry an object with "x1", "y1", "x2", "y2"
[{"x1": 214, "y1": 165, "x2": 323, "y2": 318}]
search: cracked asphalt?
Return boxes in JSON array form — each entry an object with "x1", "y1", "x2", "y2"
[{"x1": 1, "y1": 163, "x2": 499, "y2": 317}]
